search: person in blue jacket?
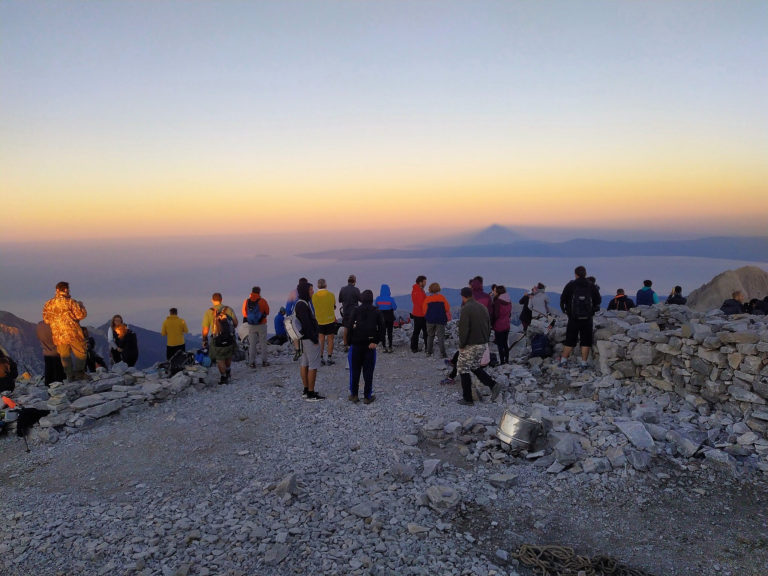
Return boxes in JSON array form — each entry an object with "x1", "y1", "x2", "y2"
[
  {"x1": 374, "y1": 284, "x2": 397, "y2": 353},
  {"x1": 636, "y1": 280, "x2": 659, "y2": 306},
  {"x1": 268, "y1": 307, "x2": 289, "y2": 345}
]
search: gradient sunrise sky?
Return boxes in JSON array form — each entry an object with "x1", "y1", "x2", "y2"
[{"x1": 1, "y1": 1, "x2": 766, "y2": 242}]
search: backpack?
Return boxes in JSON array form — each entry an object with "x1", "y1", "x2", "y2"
[
  {"x1": 530, "y1": 333, "x2": 553, "y2": 358},
  {"x1": 246, "y1": 298, "x2": 265, "y2": 324},
  {"x1": 210, "y1": 306, "x2": 235, "y2": 347},
  {"x1": 570, "y1": 283, "x2": 594, "y2": 320},
  {"x1": 284, "y1": 301, "x2": 304, "y2": 342}
]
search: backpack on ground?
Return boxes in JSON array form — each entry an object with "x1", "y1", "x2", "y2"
[
  {"x1": 210, "y1": 306, "x2": 235, "y2": 347},
  {"x1": 246, "y1": 299, "x2": 265, "y2": 324},
  {"x1": 168, "y1": 350, "x2": 194, "y2": 376},
  {"x1": 530, "y1": 333, "x2": 553, "y2": 358},
  {"x1": 284, "y1": 302, "x2": 304, "y2": 343},
  {"x1": 570, "y1": 283, "x2": 594, "y2": 320}
]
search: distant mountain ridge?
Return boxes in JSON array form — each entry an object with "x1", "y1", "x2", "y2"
[{"x1": 299, "y1": 235, "x2": 768, "y2": 262}]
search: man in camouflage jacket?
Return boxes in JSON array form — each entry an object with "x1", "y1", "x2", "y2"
[{"x1": 42, "y1": 281, "x2": 88, "y2": 381}]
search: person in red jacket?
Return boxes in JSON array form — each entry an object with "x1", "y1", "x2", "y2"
[
  {"x1": 491, "y1": 285, "x2": 512, "y2": 364},
  {"x1": 410, "y1": 275, "x2": 427, "y2": 353}
]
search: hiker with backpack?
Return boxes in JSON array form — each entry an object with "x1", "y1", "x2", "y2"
[
  {"x1": 295, "y1": 280, "x2": 325, "y2": 401},
  {"x1": 347, "y1": 289, "x2": 384, "y2": 404},
  {"x1": 559, "y1": 266, "x2": 602, "y2": 369},
  {"x1": 242, "y1": 286, "x2": 270, "y2": 368},
  {"x1": 607, "y1": 289, "x2": 635, "y2": 311},
  {"x1": 202, "y1": 293, "x2": 239, "y2": 385}
]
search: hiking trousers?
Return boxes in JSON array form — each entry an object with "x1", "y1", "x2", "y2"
[
  {"x1": 248, "y1": 323, "x2": 268, "y2": 364},
  {"x1": 348, "y1": 345, "x2": 376, "y2": 399},
  {"x1": 57, "y1": 339, "x2": 87, "y2": 381},
  {"x1": 426, "y1": 323, "x2": 447, "y2": 357},
  {"x1": 411, "y1": 316, "x2": 427, "y2": 352}
]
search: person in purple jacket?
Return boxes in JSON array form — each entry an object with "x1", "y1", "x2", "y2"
[{"x1": 491, "y1": 285, "x2": 512, "y2": 364}]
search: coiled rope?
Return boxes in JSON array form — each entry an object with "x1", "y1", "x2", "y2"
[{"x1": 513, "y1": 544, "x2": 656, "y2": 576}]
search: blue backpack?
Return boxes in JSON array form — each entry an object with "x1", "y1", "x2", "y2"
[{"x1": 246, "y1": 299, "x2": 265, "y2": 324}]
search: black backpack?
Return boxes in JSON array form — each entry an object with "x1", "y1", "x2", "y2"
[
  {"x1": 570, "y1": 283, "x2": 594, "y2": 320},
  {"x1": 211, "y1": 307, "x2": 235, "y2": 347},
  {"x1": 530, "y1": 333, "x2": 553, "y2": 358}
]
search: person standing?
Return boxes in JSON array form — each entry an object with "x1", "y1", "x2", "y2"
[
  {"x1": 295, "y1": 280, "x2": 325, "y2": 401},
  {"x1": 347, "y1": 290, "x2": 384, "y2": 404},
  {"x1": 470, "y1": 276, "x2": 493, "y2": 316},
  {"x1": 456, "y1": 287, "x2": 500, "y2": 405},
  {"x1": 423, "y1": 282, "x2": 451, "y2": 358},
  {"x1": 374, "y1": 284, "x2": 397, "y2": 353},
  {"x1": 202, "y1": 293, "x2": 238, "y2": 385},
  {"x1": 491, "y1": 285, "x2": 512, "y2": 365},
  {"x1": 339, "y1": 275, "x2": 361, "y2": 350},
  {"x1": 312, "y1": 278, "x2": 338, "y2": 365},
  {"x1": 559, "y1": 266, "x2": 602, "y2": 369},
  {"x1": 36, "y1": 320, "x2": 65, "y2": 385},
  {"x1": 242, "y1": 286, "x2": 270, "y2": 368},
  {"x1": 42, "y1": 281, "x2": 88, "y2": 382},
  {"x1": 161, "y1": 307, "x2": 189, "y2": 360},
  {"x1": 410, "y1": 275, "x2": 428, "y2": 353}
]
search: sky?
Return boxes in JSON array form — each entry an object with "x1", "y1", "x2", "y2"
[{"x1": 1, "y1": 0, "x2": 767, "y2": 242}]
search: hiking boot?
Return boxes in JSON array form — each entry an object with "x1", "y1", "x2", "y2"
[
  {"x1": 457, "y1": 398, "x2": 474, "y2": 406},
  {"x1": 558, "y1": 357, "x2": 568, "y2": 367},
  {"x1": 302, "y1": 388, "x2": 308, "y2": 398},
  {"x1": 363, "y1": 395, "x2": 376, "y2": 405},
  {"x1": 440, "y1": 377, "x2": 455, "y2": 385},
  {"x1": 321, "y1": 359, "x2": 327, "y2": 366},
  {"x1": 305, "y1": 391, "x2": 325, "y2": 402},
  {"x1": 348, "y1": 394, "x2": 359, "y2": 403},
  {"x1": 219, "y1": 375, "x2": 229, "y2": 385},
  {"x1": 326, "y1": 358, "x2": 335, "y2": 365}
]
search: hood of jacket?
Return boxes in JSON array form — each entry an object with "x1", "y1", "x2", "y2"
[{"x1": 379, "y1": 284, "x2": 391, "y2": 298}]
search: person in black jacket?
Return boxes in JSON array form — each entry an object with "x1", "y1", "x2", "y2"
[
  {"x1": 721, "y1": 291, "x2": 747, "y2": 315},
  {"x1": 295, "y1": 280, "x2": 325, "y2": 401},
  {"x1": 559, "y1": 265, "x2": 601, "y2": 369},
  {"x1": 114, "y1": 324, "x2": 139, "y2": 367},
  {"x1": 347, "y1": 290, "x2": 384, "y2": 404},
  {"x1": 666, "y1": 285, "x2": 687, "y2": 305},
  {"x1": 607, "y1": 289, "x2": 635, "y2": 311}
]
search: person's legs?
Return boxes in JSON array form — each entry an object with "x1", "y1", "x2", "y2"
[
  {"x1": 459, "y1": 372, "x2": 474, "y2": 403},
  {"x1": 436, "y1": 324, "x2": 446, "y2": 357},
  {"x1": 256, "y1": 323, "x2": 268, "y2": 364},
  {"x1": 348, "y1": 346, "x2": 363, "y2": 397},
  {"x1": 56, "y1": 342, "x2": 73, "y2": 381},
  {"x1": 426, "y1": 323, "x2": 436, "y2": 355},
  {"x1": 560, "y1": 318, "x2": 578, "y2": 365},
  {"x1": 70, "y1": 338, "x2": 87, "y2": 378},
  {"x1": 410, "y1": 316, "x2": 421, "y2": 352},
  {"x1": 248, "y1": 324, "x2": 259, "y2": 366},
  {"x1": 318, "y1": 333, "x2": 326, "y2": 361},
  {"x1": 326, "y1": 333, "x2": 335, "y2": 363},
  {"x1": 385, "y1": 321, "x2": 393, "y2": 349},
  {"x1": 471, "y1": 366, "x2": 499, "y2": 399},
  {"x1": 496, "y1": 330, "x2": 509, "y2": 364},
  {"x1": 362, "y1": 347, "x2": 376, "y2": 399}
]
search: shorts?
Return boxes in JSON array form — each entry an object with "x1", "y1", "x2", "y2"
[
  {"x1": 564, "y1": 317, "x2": 593, "y2": 348},
  {"x1": 209, "y1": 343, "x2": 235, "y2": 362},
  {"x1": 318, "y1": 322, "x2": 338, "y2": 336},
  {"x1": 300, "y1": 339, "x2": 321, "y2": 370}
]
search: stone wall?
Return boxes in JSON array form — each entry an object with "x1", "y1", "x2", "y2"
[{"x1": 579, "y1": 305, "x2": 768, "y2": 464}]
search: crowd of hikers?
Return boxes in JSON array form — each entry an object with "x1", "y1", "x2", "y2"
[{"x1": 2, "y1": 273, "x2": 767, "y2": 407}]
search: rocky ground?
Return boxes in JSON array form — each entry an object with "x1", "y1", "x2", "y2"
[{"x1": 1, "y1": 329, "x2": 768, "y2": 576}]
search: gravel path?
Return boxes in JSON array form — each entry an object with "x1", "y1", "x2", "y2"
[{"x1": 2, "y1": 337, "x2": 768, "y2": 576}]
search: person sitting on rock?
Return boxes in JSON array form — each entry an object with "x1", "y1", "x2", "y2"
[
  {"x1": 268, "y1": 307, "x2": 289, "y2": 345},
  {"x1": 720, "y1": 291, "x2": 747, "y2": 315},
  {"x1": 113, "y1": 323, "x2": 139, "y2": 367},
  {"x1": 666, "y1": 285, "x2": 687, "y2": 305},
  {"x1": 607, "y1": 288, "x2": 635, "y2": 311},
  {"x1": 748, "y1": 298, "x2": 767, "y2": 315},
  {"x1": 636, "y1": 279, "x2": 659, "y2": 306},
  {"x1": 83, "y1": 327, "x2": 107, "y2": 372}
]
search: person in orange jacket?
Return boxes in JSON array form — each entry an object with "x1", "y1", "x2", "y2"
[{"x1": 422, "y1": 282, "x2": 452, "y2": 358}]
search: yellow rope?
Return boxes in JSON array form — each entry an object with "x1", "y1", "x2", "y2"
[{"x1": 512, "y1": 544, "x2": 656, "y2": 576}]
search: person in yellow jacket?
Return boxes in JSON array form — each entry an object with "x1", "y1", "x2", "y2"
[{"x1": 161, "y1": 307, "x2": 189, "y2": 360}]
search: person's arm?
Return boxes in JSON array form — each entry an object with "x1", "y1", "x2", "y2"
[
  {"x1": 72, "y1": 299, "x2": 88, "y2": 321},
  {"x1": 182, "y1": 319, "x2": 189, "y2": 334},
  {"x1": 161, "y1": 320, "x2": 168, "y2": 337}
]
